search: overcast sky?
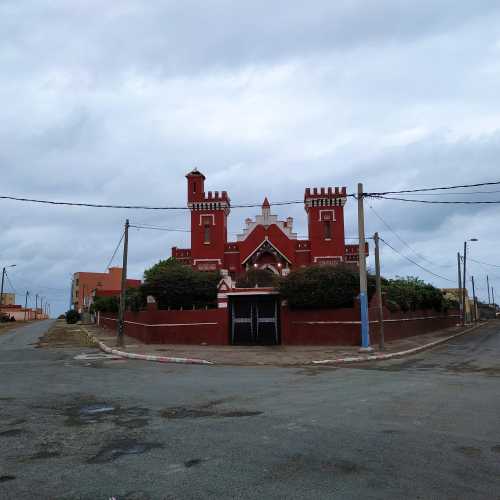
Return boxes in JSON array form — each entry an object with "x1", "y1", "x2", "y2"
[{"x1": 2, "y1": 0, "x2": 500, "y2": 316}]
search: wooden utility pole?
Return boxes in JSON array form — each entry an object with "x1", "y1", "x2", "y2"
[
  {"x1": 35, "y1": 294, "x2": 38, "y2": 320},
  {"x1": 487, "y1": 275, "x2": 491, "y2": 306},
  {"x1": 457, "y1": 253, "x2": 462, "y2": 324},
  {"x1": 373, "y1": 232, "x2": 384, "y2": 350},
  {"x1": 117, "y1": 219, "x2": 130, "y2": 347},
  {"x1": 471, "y1": 275, "x2": 477, "y2": 323},
  {"x1": 357, "y1": 183, "x2": 371, "y2": 351}
]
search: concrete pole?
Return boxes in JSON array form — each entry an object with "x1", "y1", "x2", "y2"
[
  {"x1": 357, "y1": 183, "x2": 371, "y2": 351},
  {"x1": 492, "y1": 288, "x2": 496, "y2": 309},
  {"x1": 462, "y1": 241, "x2": 467, "y2": 325},
  {"x1": 374, "y1": 232, "x2": 384, "y2": 350},
  {"x1": 24, "y1": 291, "x2": 29, "y2": 321},
  {"x1": 117, "y1": 219, "x2": 130, "y2": 347},
  {"x1": 0, "y1": 267, "x2": 5, "y2": 309},
  {"x1": 35, "y1": 294, "x2": 38, "y2": 320},
  {"x1": 457, "y1": 252, "x2": 462, "y2": 323},
  {"x1": 487, "y1": 275, "x2": 491, "y2": 306}
]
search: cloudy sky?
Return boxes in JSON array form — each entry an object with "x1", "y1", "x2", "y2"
[{"x1": 2, "y1": 0, "x2": 500, "y2": 315}]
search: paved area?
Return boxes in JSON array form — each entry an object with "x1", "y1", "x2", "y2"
[
  {"x1": 0, "y1": 320, "x2": 499, "y2": 499},
  {"x1": 89, "y1": 322, "x2": 477, "y2": 365}
]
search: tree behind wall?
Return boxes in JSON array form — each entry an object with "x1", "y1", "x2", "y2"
[{"x1": 142, "y1": 258, "x2": 220, "y2": 309}]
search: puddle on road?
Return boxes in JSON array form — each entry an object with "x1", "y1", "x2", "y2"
[
  {"x1": 0, "y1": 428, "x2": 27, "y2": 437},
  {"x1": 161, "y1": 406, "x2": 262, "y2": 419},
  {"x1": 0, "y1": 475, "x2": 16, "y2": 482},
  {"x1": 184, "y1": 458, "x2": 203, "y2": 468},
  {"x1": 88, "y1": 438, "x2": 162, "y2": 464},
  {"x1": 64, "y1": 402, "x2": 150, "y2": 428}
]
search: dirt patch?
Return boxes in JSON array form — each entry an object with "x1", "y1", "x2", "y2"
[
  {"x1": 447, "y1": 361, "x2": 500, "y2": 376},
  {"x1": 88, "y1": 438, "x2": 162, "y2": 464},
  {"x1": 36, "y1": 320, "x2": 97, "y2": 348},
  {"x1": 455, "y1": 446, "x2": 482, "y2": 458}
]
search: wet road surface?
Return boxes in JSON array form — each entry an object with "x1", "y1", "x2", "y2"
[{"x1": 1, "y1": 320, "x2": 499, "y2": 499}]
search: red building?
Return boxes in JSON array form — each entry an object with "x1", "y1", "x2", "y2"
[{"x1": 172, "y1": 168, "x2": 364, "y2": 276}]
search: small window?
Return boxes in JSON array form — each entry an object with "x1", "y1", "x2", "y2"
[
  {"x1": 204, "y1": 224, "x2": 211, "y2": 244},
  {"x1": 324, "y1": 221, "x2": 332, "y2": 239},
  {"x1": 193, "y1": 182, "x2": 197, "y2": 194}
]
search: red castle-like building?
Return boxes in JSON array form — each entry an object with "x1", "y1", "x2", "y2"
[{"x1": 172, "y1": 169, "x2": 364, "y2": 276}]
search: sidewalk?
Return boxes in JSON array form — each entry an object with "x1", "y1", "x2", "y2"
[{"x1": 82, "y1": 322, "x2": 486, "y2": 366}]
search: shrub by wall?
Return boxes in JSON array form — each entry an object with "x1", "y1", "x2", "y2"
[{"x1": 278, "y1": 264, "x2": 375, "y2": 310}]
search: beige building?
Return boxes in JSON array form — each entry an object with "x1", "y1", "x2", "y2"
[{"x1": 0, "y1": 293, "x2": 15, "y2": 306}]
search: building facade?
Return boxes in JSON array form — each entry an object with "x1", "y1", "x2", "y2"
[
  {"x1": 71, "y1": 267, "x2": 141, "y2": 313},
  {"x1": 172, "y1": 169, "x2": 364, "y2": 276}
]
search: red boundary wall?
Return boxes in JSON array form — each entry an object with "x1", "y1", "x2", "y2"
[
  {"x1": 99, "y1": 307, "x2": 229, "y2": 345},
  {"x1": 281, "y1": 304, "x2": 459, "y2": 345},
  {"x1": 99, "y1": 301, "x2": 459, "y2": 346}
]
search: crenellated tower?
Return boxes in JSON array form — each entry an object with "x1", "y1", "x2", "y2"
[
  {"x1": 304, "y1": 186, "x2": 347, "y2": 265},
  {"x1": 186, "y1": 168, "x2": 230, "y2": 270}
]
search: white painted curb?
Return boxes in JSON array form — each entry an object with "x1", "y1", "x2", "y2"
[
  {"x1": 312, "y1": 323, "x2": 484, "y2": 365},
  {"x1": 80, "y1": 327, "x2": 213, "y2": 365}
]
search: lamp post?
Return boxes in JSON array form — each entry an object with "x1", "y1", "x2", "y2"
[
  {"x1": 462, "y1": 239, "x2": 478, "y2": 325},
  {"x1": 0, "y1": 264, "x2": 16, "y2": 309}
]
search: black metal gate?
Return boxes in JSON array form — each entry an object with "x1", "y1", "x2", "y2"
[{"x1": 230, "y1": 295, "x2": 280, "y2": 345}]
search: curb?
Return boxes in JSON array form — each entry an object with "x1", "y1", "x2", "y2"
[
  {"x1": 312, "y1": 323, "x2": 484, "y2": 365},
  {"x1": 80, "y1": 327, "x2": 213, "y2": 365}
]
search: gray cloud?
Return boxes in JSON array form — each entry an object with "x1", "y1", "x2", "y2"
[{"x1": 2, "y1": 1, "x2": 500, "y2": 315}]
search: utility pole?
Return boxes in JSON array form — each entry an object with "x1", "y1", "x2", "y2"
[
  {"x1": 373, "y1": 232, "x2": 384, "y2": 350},
  {"x1": 457, "y1": 253, "x2": 463, "y2": 324},
  {"x1": 492, "y1": 288, "x2": 496, "y2": 309},
  {"x1": 357, "y1": 184, "x2": 371, "y2": 351},
  {"x1": 117, "y1": 219, "x2": 130, "y2": 347},
  {"x1": 462, "y1": 241, "x2": 467, "y2": 325},
  {"x1": 487, "y1": 275, "x2": 491, "y2": 306},
  {"x1": 471, "y1": 276, "x2": 477, "y2": 323},
  {"x1": 35, "y1": 294, "x2": 38, "y2": 320},
  {"x1": 0, "y1": 268, "x2": 5, "y2": 309},
  {"x1": 24, "y1": 291, "x2": 29, "y2": 321}
]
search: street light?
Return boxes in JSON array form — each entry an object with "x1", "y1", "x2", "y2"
[
  {"x1": 462, "y1": 239, "x2": 478, "y2": 325},
  {"x1": 0, "y1": 264, "x2": 16, "y2": 308}
]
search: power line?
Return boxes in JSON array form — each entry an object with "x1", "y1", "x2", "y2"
[
  {"x1": 468, "y1": 257, "x2": 500, "y2": 269},
  {"x1": 104, "y1": 231, "x2": 125, "y2": 271},
  {"x1": 4, "y1": 270, "x2": 16, "y2": 293},
  {"x1": 366, "y1": 180, "x2": 500, "y2": 196},
  {"x1": 395, "y1": 189, "x2": 500, "y2": 196},
  {"x1": 0, "y1": 195, "x2": 313, "y2": 210},
  {"x1": 367, "y1": 195, "x2": 500, "y2": 204},
  {"x1": 368, "y1": 204, "x2": 453, "y2": 269},
  {"x1": 379, "y1": 237, "x2": 455, "y2": 283}
]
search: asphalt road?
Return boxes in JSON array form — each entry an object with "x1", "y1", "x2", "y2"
[{"x1": 1, "y1": 320, "x2": 500, "y2": 500}]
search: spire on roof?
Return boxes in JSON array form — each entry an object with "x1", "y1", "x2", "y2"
[{"x1": 262, "y1": 197, "x2": 270, "y2": 208}]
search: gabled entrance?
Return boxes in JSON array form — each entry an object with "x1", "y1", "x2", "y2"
[{"x1": 229, "y1": 294, "x2": 280, "y2": 345}]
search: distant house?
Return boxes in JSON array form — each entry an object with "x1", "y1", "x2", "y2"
[{"x1": 71, "y1": 267, "x2": 141, "y2": 313}]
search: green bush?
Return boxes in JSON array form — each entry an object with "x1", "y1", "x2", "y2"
[
  {"x1": 142, "y1": 258, "x2": 220, "y2": 310},
  {"x1": 278, "y1": 264, "x2": 375, "y2": 310},
  {"x1": 235, "y1": 268, "x2": 278, "y2": 288},
  {"x1": 65, "y1": 309, "x2": 80, "y2": 324},
  {"x1": 91, "y1": 295, "x2": 119, "y2": 314},
  {"x1": 382, "y1": 277, "x2": 446, "y2": 312}
]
